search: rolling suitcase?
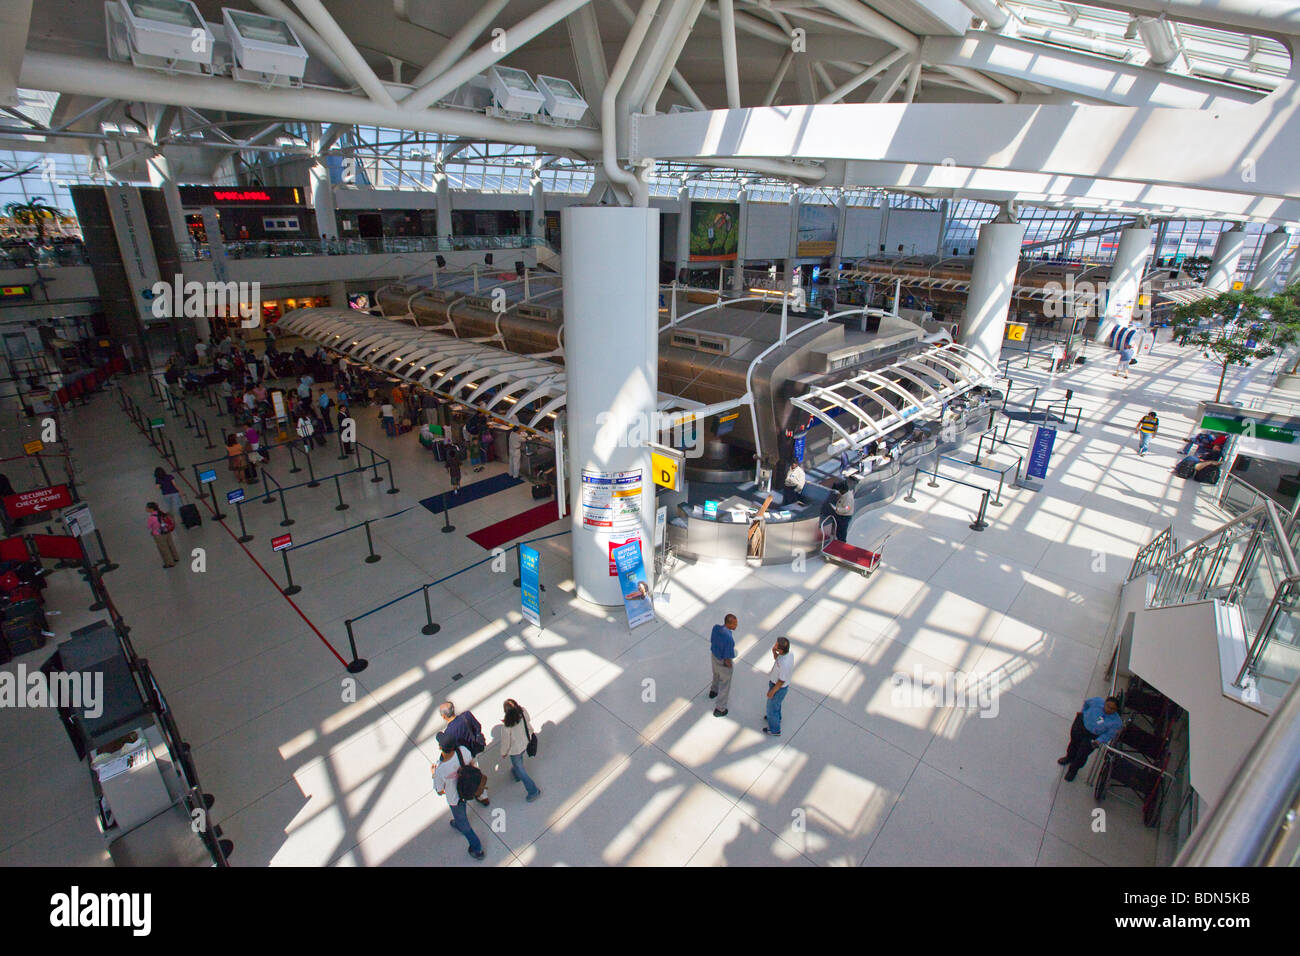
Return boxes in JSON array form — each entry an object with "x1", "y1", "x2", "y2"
[
  {"x1": 1174, "y1": 458, "x2": 1196, "y2": 479},
  {"x1": 432, "y1": 439, "x2": 448, "y2": 462},
  {"x1": 180, "y1": 503, "x2": 202, "y2": 529}
]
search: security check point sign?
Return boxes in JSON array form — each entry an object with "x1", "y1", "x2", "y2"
[{"x1": 613, "y1": 539, "x2": 655, "y2": 630}]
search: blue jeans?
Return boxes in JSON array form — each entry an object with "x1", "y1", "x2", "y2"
[
  {"x1": 383, "y1": 416, "x2": 395, "y2": 437},
  {"x1": 510, "y1": 752, "x2": 540, "y2": 798},
  {"x1": 448, "y1": 800, "x2": 482, "y2": 854},
  {"x1": 1138, "y1": 432, "x2": 1152, "y2": 454},
  {"x1": 766, "y1": 682, "x2": 789, "y2": 735}
]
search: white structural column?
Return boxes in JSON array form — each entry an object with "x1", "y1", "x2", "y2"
[
  {"x1": 435, "y1": 171, "x2": 453, "y2": 238},
  {"x1": 732, "y1": 184, "x2": 749, "y2": 291},
  {"x1": 1284, "y1": 245, "x2": 1300, "y2": 289},
  {"x1": 1250, "y1": 228, "x2": 1291, "y2": 291},
  {"x1": 562, "y1": 206, "x2": 659, "y2": 606},
  {"x1": 834, "y1": 193, "x2": 848, "y2": 267},
  {"x1": 1204, "y1": 224, "x2": 1248, "y2": 292},
  {"x1": 959, "y1": 219, "x2": 1027, "y2": 368},
  {"x1": 531, "y1": 175, "x2": 546, "y2": 240},
  {"x1": 676, "y1": 183, "x2": 691, "y2": 279},
  {"x1": 145, "y1": 151, "x2": 191, "y2": 256},
  {"x1": 328, "y1": 280, "x2": 349, "y2": 307},
  {"x1": 1094, "y1": 223, "x2": 1153, "y2": 341},
  {"x1": 786, "y1": 189, "x2": 801, "y2": 290}
]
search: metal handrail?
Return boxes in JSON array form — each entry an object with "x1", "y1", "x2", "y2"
[
  {"x1": 1235, "y1": 574, "x2": 1300, "y2": 688},
  {"x1": 1175, "y1": 669, "x2": 1300, "y2": 866}
]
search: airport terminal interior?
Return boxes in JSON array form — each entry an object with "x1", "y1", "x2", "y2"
[{"x1": 0, "y1": 0, "x2": 1298, "y2": 868}]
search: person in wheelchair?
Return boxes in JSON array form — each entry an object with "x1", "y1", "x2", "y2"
[{"x1": 1058, "y1": 696, "x2": 1122, "y2": 782}]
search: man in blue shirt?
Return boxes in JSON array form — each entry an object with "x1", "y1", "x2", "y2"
[
  {"x1": 708, "y1": 614, "x2": 738, "y2": 718},
  {"x1": 438, "y1": 701, "x2": 490, "y2": 804},
  {"x1": 1059, "y1": 696, "x2": 1123, "y2": 781}
]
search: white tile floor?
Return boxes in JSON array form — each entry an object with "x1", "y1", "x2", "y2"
[{"x1": 0, "y1": 331, "x2": 1270, "y2": 867}]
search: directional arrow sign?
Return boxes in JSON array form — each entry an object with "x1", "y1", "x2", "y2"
[{"x1": 4, "y1": 484, "x2": 73, "y2": 519}]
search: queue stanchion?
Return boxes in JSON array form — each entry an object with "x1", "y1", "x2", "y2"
[
  {"x1": 207, "y1": 480, "x2": 226, "y2": 521},
  {"x1": 333, "y1": 474, "x2": 349, "y2": 511},
  {"x1": 440, "y1": 493, "x2": 455, "y2": 533},
  {"x1": 235, "y1": 498, "x2": 252, "y2": 543},
  {"x1": 287, "y1": 441, "x2": 302, "y2": 475},
  {"x1": 362, "y1": 519, "x2": 380, "y2": 563},
  {"x1": 34, "y1": 453, "x2": 51, "y2": 487},
  {"x1": 420, "y1": 585, "x2": 440, "y2": 635},
  {"x1": 970, "y1": 490, "x2": 990, "y2": 532},
  {"x1": 512, "y1": 542, "x2": 521, "y2": 587},
  {"x1": 927, "y1": 456, "x2": 941, "y2": 489},
  {"x1": 280, "y1": 548, "x2": 301, "y2": 596},
  {"x1": 202, "y1": 418, "x2": 215, "y2": 450},
  {"x1": 903, "y1": 468, "x2": 921, "y2": 504},
  {"x1": 343, "y1": 620, "x2": 367, "y2": 673},
  {"x1": 385, "y1": 459, "x2": 399, "y2": 495},
  {"x1": 83, "y1": 559, "x2": 107, "y2": 612},
  {"x1": 369, "y1": 446, "x2": 383, "y2": 483},
  {"x1": 276, "y1": 481, "x2": 294, "y2": 528},
  {"x1": 260, "y1": 467, "x2": 276, "y2": 505},
  {"x1": 305, "y1": 449, "x2": 319, "y2": 488},
  {"x1": 94, "y1": 530, "x2": 119, "y2": 573}
]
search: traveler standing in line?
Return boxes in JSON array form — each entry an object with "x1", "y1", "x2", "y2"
[
  {"x1": 1135, "y1": 410, "x2": 1158, "y2": 457},
  {"x1": 783, "y1": 460, "x2": 806, "y2": 505},
  {"x1": 708, "y1": 614, "x2": 738, "y2": 717},
  {"x1": 318, "y1": 388, "x2": 335, "y2": 434},
  {"x1": 500, "y1": 698, "x2": 542, "y2": 802},
  {"x1": 296, "y1": 412, "x2": 315, "y2": 454},
  {"x1": 146, "y1": 502, "x2": 179, "y2": 569},
  {"x1": 446, "y1": 442, "x2": 463, "y2": 494},
  {"x1": 153, "y1": 467, "x2": 184, "y2": 517},
  {"x1": 763, "y1": 637, "x2": 794, "y2": 736},
  {"x1": 438, "y1": 701, "x2": 490, "y2": 805},
  {"x1": 832, "y1": 481, "x2": 855, "y2": 542},
  {"x1": 432, "y1": 742, "x2": 486, "y2": 860},
  {"x1": 380, "y1": 401, "x2": 396, "y2": 438},
  {"x1": 1058, "y1": 696, "x2": 1123, "y2": 782},
  {"x1": 507, "y1": 427, "x2": 523, "y2": 478},
  {"x1": 225, "y1": 434, "x2": 248, "y2": 484}
]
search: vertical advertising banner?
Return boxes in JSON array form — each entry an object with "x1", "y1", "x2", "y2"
[
  {"x1": 1026, "y1": 425, "x2": 1057, "y2": 480},
  {"x1": 613, "y1": 540, "x2": 655, "y2": 630},
  {"x1": 520, "y1": 544, "x2": 542, "y2": 628},
  {"x1": 688, "y1": 201, "x2": 739, "y2": 262},
  {"x1": 105, "y1": 184, "x2": 163, "y2": 327},
  {"x1": 796, "y1": 203, "x2": 838, "y2": 257}
]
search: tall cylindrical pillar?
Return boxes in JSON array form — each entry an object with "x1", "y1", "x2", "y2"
[
  {"x1": 435, "y1": 172, "x2": 453, "y2": 238},
  {"x1": 530, "y1": 176, "x2": 545, "y2": 239},
  {"x1": 1250, "y1": 228, "x2": 1291, "y2": 292},
  {"x1": 146, "y1": 151, "x2": 192, "y2": 255},
  {"x1": 310, "y1": 157, "x2": 337, "y2": 239},
  {"x1": 786, "y1": 190, "x2": 801, "y2": 290},
  {"x1": 563, "y1": 206, "x2": 659, "y2": 606},
  {"x1": 732, "y1": 186, "x2": 749, "y2": 291},
  {"x1": 676, "y1": 184, "x2": 691, "y2": 280},
  {"x1": 1204, "y1": 224, "x2": 1247, "y2": 292},
  {"x1": 833, "y1": 194, "x2": 848, "y2": 268},
  {"x1": 959, "y1": 220, "x2": 1026, "y2": 368},
  {"x1": 1094, "y1": 225, "x2": 1153, "y2": 341}
]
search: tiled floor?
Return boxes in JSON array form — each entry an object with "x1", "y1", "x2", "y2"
[{"x1": 0, "y1": 331, "x2": 1269, "y2": 867}]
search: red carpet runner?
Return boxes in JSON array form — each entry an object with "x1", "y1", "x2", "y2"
[{"x1": 467, "y1": 501, "x2": 560, "y2": 550}]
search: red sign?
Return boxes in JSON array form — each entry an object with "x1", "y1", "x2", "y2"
[
  {"x1": 609, "y1": 538, "x2": 640, "y2": 576},
  {"x1": 271, "y1": 533, "x2": 294, "y2": 552},
  {"x1": 4, "y1": 484, "x2": 73, "y2": 518}
]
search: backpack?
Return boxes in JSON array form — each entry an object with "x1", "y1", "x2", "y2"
[
  {"x1": 1174, "y1": 459, "x2": 1196, "y2": 479},
  {"x1": 158, "y1": 512, "x2": 175, "y2": 534},
  {"x1": 1194, "y1": 464, "x2": 1221, "y2": 484},
  {"x1": 453, "y1": 748, "x2": 486, "y2": 801}
]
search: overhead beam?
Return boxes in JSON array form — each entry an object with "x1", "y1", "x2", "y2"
[
  {"x1": 289, "y1": 0, "x2": 398, "y2": 108},
  {"x1": 818, "y1": 50, "x2": 909, "y2": 103},
  {"x1": 644, "y1": 0, "x2": 707, "y2": 113},
  {"x1": 719, "y1": 0, "x2": 743, "y2": 109},
  {"x1": 817, "y1": 0, "x2": 919, "y2": 54},
  {"x1": 407, "y1": 0, "x2": 511, "y2": 90},
  {"x1": 611, "y1": 0, "x2": 708, "y2": 111},
  {"x1": 566, "y1": 2, "x2": 608, "y2": 104},
  {"x1": 0, "y1": 0, "x2": 33, "y2": 108},
  {"x1": 250, "y1": 0, "x2": 351, "y2": 82}
]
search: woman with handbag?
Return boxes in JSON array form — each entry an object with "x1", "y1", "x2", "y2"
[
  {"x1": 145, "y1": 502, "x2": 180, "y2": 569},
  {"x1": 225, "y1": 435, "x2": 248, "y2": 484},
  {"x1": 153, "y1": 467, "x2": 184, "y2": 517},
  {"x1": 500, "y1": 698, "x2": 542, "y2": 802}
]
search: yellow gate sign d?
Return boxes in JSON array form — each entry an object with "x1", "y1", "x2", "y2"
[
  {"x1": 1006, "y1": 323, "x2": 1026, "y2": 342},
  {"x1": 651, "y1": 450, "x2": 682, "y2": 491}
]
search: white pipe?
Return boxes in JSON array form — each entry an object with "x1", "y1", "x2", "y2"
[
  {"x1": 719, "y1": 0, "x2": 742, "y2": 109},
  {"x1": 249, "y1": 0, "x2": 351, "y2": 82},
  {"x1": 903, "y1": 57, "x2": 922, "y2": 103},
  {"x1": 289, "y1": 0, "x2": 398, "y2": 108},
  {"x1": 1072, "y1": 0, "x2": 1300, "y2": 38},
  {"x1": 644, "y1": 0, "x2": 707, "y2": 113},
  {"x1": 763, "y1": 49, "x2": 795, "y2": 106},
  {"x1": 958, "y1": 0, "x2": 1010, "y2": 29},
  {"x1": 407, "y1": 0, "x2": 512, "y2": 90},
  {"x1": 1136, "y1": 16, "x2": 1181, "y2": 66},
  {"x1": 817, "y1": 0, "x2": 920, "y2": 54},
  {"x1": 611, "y1": 0, "x2": 707, "y2": 112},
  {"x1": 20, "y1": 51, "x2": 601, "y2": 153},
  {"x1": 603, "y1": 0, "x2": 662, "y2": 207},
  {"x1": 404, "y1": 0, "x2": 594, "y2": 111},
  {"x1": 817, "y1": 48, "x2": 908, "y2": 104}
]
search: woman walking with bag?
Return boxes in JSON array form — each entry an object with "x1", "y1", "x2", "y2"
[
  {"x1": 225, "y1": 434, "x2": 248, "y2": 484},
  {"x1": 146, "y1": 502, "x2": 180, "y2": 569},
  {"x1": 153, "y1": 467, "x2": 184, "y2": 517},
  {"x1": 500, "y1": 698, "x2": 542, "y2": 802}
]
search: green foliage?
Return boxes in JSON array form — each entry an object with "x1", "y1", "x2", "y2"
[
  {"x1": 3, "y1": 197, "x2": 62, "y2": 242},
  {"x1": 1172, "y1": 284, "x2": 1300, "y2": 399}
]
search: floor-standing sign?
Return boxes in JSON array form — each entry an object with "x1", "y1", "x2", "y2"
[
  {"x1": 520, "y1": 543, "x2": 542, "y2": 628},
  {"x1": 613, "y1": 539, "x2": 655, "y2": 630},
  {"x1": 1025, "y1": 425, "x2": 1057, "y2": 488}
]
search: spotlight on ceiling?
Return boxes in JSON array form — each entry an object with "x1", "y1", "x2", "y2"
[
  {"x1": 536, "y1": 75, "x2": 588, "y2": 122},
  {"x1": 222, "y1": 8, "x2": 309, "y2": 87},
  {"x1": 107, "y1": 0, "x2": 214, "y2": 74},
  {"x1": 487, "y1": 66, "x2": 546, "y2": 116}
]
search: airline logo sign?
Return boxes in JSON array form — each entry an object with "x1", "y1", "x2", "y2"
[{"x1": 4, "y1": 484, "x2": 73, "y2": 518}]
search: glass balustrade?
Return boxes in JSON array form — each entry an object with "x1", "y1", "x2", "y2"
[{"x1": 178, "y1": 234, "x2": 547, "y2": 262}]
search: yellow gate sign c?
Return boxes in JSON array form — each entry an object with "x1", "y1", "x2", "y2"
[
  {"x1": 1006, "y1": 323, "x2": 1026, "y2": 342},
  {"x1": 652, "y1": 450, "x2": 681, "y2": 491}
]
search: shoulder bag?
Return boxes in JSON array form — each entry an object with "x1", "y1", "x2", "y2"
[
  {"x1": 453, "y1": 748, "x2": 486, "y2": 801},
  {"x1": 523, "y1": 712, "x2": 539, "y2": 758}
]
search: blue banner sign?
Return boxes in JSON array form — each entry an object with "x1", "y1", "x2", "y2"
[
  {"x1": 520, "y1": 544, "x2": 541, "y2": 628},
  {"x1": 613, "y1": 540, "x2": 655, "y2": 630},
  {"x1": 198, "y1": 469, "x2": 217, "y2": 484},
  {"x1": 793, "y1": 432, "x2": 807, "y2": 463},
  {"x1": 1027, "y1": 425, "x2": 1057, "y2": 480},
  {"x1": 227, "y1": 488, "x2": 246, "y2": 504}
]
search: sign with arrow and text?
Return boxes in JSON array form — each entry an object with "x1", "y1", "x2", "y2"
[{"x1": 4, "y1": 483, "x2": 73, "y2": 519}]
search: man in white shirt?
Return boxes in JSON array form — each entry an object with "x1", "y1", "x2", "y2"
[
  {"x1": 507, "y1": 427, "x2": 523, "y2": 478},
  {"x1": 432, "y1": 742, "x2": 486, "y2": 860},
  {"x1": 763, "y1": 637, "x2": 794, "y2": 736},
  {"x1": 296, "y1": 413, "x2": 315, "y2": 453},
  {"x1": 380, "y1": 402, "x2": 396, "y2": 437},
  {"x1": 783, "y1": 461, "x2": 806, "y2": 504}
]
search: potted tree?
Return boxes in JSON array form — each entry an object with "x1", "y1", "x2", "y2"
[
  {"x1": 3, "y1": 197, "x2": 61, "y2": 246},
  {"x1": 1172, "y1": 287, "x2": 1300, "y2": 402}
]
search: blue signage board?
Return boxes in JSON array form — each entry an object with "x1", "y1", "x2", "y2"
[
  {"x1": 613, "y1": 540, "x2": 655, "y2": 630},
  {"x1": 227, "y1": 488, "x2": 246, "y2": 504},
  {"x1": 520, "y1": 544, "x2": 541, "y2": 628},
  {"x1": 704, "y1": 500, "x2": 719, "y2": 517},
  {"x1": 198, "y1": 469, "x2": 217, "y2": 484},
  {"x1": 1026, "y1": 425, "x2": 1057, "y2": 480},
  {"x1": 793, "y1": 432, "x2": 807, "y2": 463}
]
